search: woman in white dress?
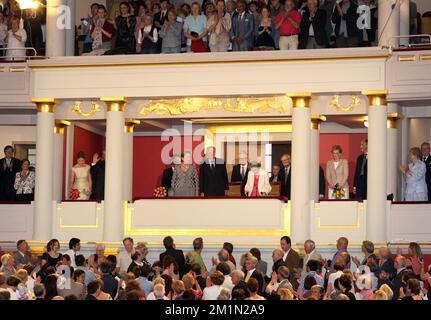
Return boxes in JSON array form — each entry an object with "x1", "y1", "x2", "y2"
[
  {"x1": 326, "y1": 145, "x2": 349, "y2": 199},
  {"x1": 70, "y1": 152, "x2": 92, "y2": 200}
]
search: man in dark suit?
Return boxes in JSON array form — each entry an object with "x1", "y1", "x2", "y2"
[
  {"x1": 269, "y1": 164, "x2": 280, "y2": 182},
  {"x1": 391, "y1": 255, "x2": 412, "y2": 300},
  {"x1": 421, "y1": 142, "x2": 431, "y2": 200},
  {"x1": 153, "y1": 0, "x2": 169, "y2": 52},
  {"x1": 199, "y1": 147, "x2": 229, "y2": 196},
  {"x1": 244, "y1": 256, "x2": 265, "y2": 295},
  {"x1": 13, "y1": 239, "x2": 30, "y2": 268},
  {"x1": 299, "y1": 0, "x2": 328, "y2": 49},
  {"x1": 230, "y1": 152, "x2": 249, "y2": 196},
  {"x1": 353, "y1": 139, "x2": 368, "y2": 200},
  {"x1": 264, "y1": 248, "x2": 287, "y2": 284},
  {"x1": 0, "y1": 145, "x2": 21, "y2": 201},
  {"x1": 280, "y1": 235, "x2": 300, "y2": 289},
  {"x1": 230, "y1": 0, "x2": 254, "y2": 51},
  {"x1": 319, "y1": 165, "x2": 325, "y2": 199},
  {"x1": 159, "y1": 236, "x2": 186, "y2": 277},
  {"x1": 331, "y1": 0, "x2": 359, "y2": 48},
  {"x1": 278, "y1": 153, "x2": 292, "y2": 199},
  {"x1": 90, "y1": 151, "x2": 105, "y2": 201},
  {"x1": 161, "y1": 154, "x2": 180, "y2": 196}
]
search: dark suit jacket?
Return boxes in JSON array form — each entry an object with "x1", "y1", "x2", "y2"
[
  {"x1": 160, "y1": 247, "x2": 186, "y2": 277},
  {"x1": 391, "y1": 268, "x2": 410, "y2": 300},
  {"x1": 153, "y1": 10, "x2": 167, "y2": 29},
  {"x1": 13, "y1": 251, "x2": 30, "y2": 267},
  {"x1": 353, "y1": 153, "x2": 367, "y2": 200},
  {"x1": 299, "y1": 8, "x2": 328, "y2": 48},
  {"x1": 161, "y1": 167, "x2": 174, "y2": 191},
  {"x1": 199, "y1": 158, "x2": 229, "y2": 196},
  {"x1": 319, "y1": 166, "x2": 325, "y2": 196},
  {"x1": 247, "y1": 269, "x2": 264, "y2": 295},
  {"x1": 278, "y1": 166, "x2": 291, "y2": 199},
  {"x1": 332, "y1": 2, "x2": 359, "y2": 38},
  {"x1": 284, "y1": 249, "x2": 301, "y2": 289},
  {"x1": 90, "y1": 160, "x2": 105, "y2": 201},
  {"x1": 423, "y1": 154, "x2": 431, "y2": 200},
  {"x1": 231, "y1": 164, "x2": 249, "y2": 196},
  {"x1": 0, "y1": 157, "x2": 21, "y2": 200}
]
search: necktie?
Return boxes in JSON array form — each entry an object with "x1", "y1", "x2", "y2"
[
  {"x1": 245, "y1": 271, "x2": 251, "y2": 282},
  {"x1": 360, "y1": 154, "x2": 367, "y2": 176},
  {"x1": 241, "y1": 166, "x2": 245, "y2": 179},
  {"x1": 285, "y1": 167, "x2": 289, "y2": 183}
]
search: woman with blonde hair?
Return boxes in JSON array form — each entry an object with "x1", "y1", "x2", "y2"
[
  {"x1": 379, "y1": 283, "x2": 393, "y2": 300},
  {"x1": 278, "y1": 287, "x2": 294, "y2": 300},
  {"x1": 70, "y1": 151, "x2": 92, "y2": 200},
  {"x1": 373, "y1": 290, "x2": 388, "y2": 300},
  {"x1": 326, "y1": 145, "x2": 349, "y2": 199},
  {"x1": 408, "y1": 242, "x2": 423, "y2": 276},
  {"x1": 400, "y1": 147, "x2": 428, "y2": 201}
]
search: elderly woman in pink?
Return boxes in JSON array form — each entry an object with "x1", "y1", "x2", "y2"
[
  {"x1": 326, "y1": 145, "x2": 349, "y2": 199},
  {"x1": 207, "y1": 0, "x2": 231, "y2": 52}
]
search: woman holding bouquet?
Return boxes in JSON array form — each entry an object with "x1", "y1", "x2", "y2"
[
  {"x1": 171, "y1": 151, "x2": 199, "y2": 197},
  {"x1": 326, "y1": 145, "x2": 349, "y2": 199},
  {"x1": 70, "y1": 151, "x2": 92, "y2": 200},
  {"x1": 400, "y1": 147, "x2": 428, "y2": 201},
  {"x1": 244, "y1": 161, "x2": 271, "y2": 197}
]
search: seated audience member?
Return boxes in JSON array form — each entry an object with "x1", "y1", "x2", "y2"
[
  {"x1": 33, "y1": 283, "x2": 45, "y2": 300},
  {"x1": 274, "y1": 0, "x2": 301, "y2": 50},
  {"x1": 15, "y1": 269, "x2": 31, "y2": 299},
  {"x1": 202, "y1": 271, "x2": 224, "y2": 300},
  {"x1": 138, "y1": 14, "x2": 159, "y2": 54},
  {"x1": 86, "y1": 279, "x2": 102, "y2": 300},
  {"x1": 299, "y1": 0, "x2": 328, "y2": 49},
  {"x1": 246, "y1": 278, "x2": 265, "y2": 300},
  {"x1": 0, "y1": 253, "x2": 16, "y2": 277},
  {"x1": 100, "y1": 261, "x2": 119, "y2": 300},
  {"x1": 75, "y1": 254, "x2": 96, "y2": 285},
  {"x1": 13, "y1": 240, "x2": 30, "y2": 269},
  {"x1": 159, "y1": 9, "x2": 182, "y2": 53}
]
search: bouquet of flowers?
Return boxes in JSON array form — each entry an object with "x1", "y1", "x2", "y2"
[
  {"x1": 153, "y1": 187, "x2": 167, "y2": 198},
  {"x1": 332, "y1": 183, "x2": 345, "y2": 200},
  {"x1": 70, "y1": 189, "x2": 80, "y2": 200}
]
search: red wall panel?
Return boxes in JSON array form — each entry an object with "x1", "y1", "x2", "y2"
[
  {"x1": 133, "y1": 135, "x2": 205, "y2": 198},
  {"x1": 320, "y1": 133, "x2": 368, "y2": 195}
]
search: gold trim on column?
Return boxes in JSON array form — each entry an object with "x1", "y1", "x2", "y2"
[
  {"x1": 287, "y1": 92, "x2": 312, "y2": 109},
  {"x1": 311, "y1": 115, "x2": 326, "y2": 130},
  {"x1": 361, "y1": 90, "x2": 388, "y2": 107},
  {"x1": 32, "y1": 98, "x2": 56, "y2": 113},
  {"x1": 125, "y1": 119, "x2": 140, "y2": 133},
  {"x1": 387, "y1": 112, "x2": 404, "y2": 129},
  {"x1": 54, "y1": 120, "x2": 71, "y2": 135},
  {"x1": 101, "y1": 97, "x2": 127, "y2": 112}
]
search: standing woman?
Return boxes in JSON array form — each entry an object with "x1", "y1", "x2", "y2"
[
  {"x1": 70, "y1": 152, "x2": 92, "y2": 200},
  {"x1": 137, "y1": 14, "x2": 159, "y2": 54},
  {"x1": 326, "y1": 145, "x2": 349, "y2": 199},
  {"x1": 207, "y1": 0, "x2": 232, "y2": 52},
  {"x1": 171, "y1": 151, "x2": 199, "y2": 197},
  {"x1": 114, "y1": 1, "x2": 137, "y2": 53},
  {"x1": 159, "y1": 9, "x2": 183, "y2": 53},
  {"x1": 244, "y1": 161, "x2": 271, "y2": 197},
  {"x1": 255, "y1": 6, "x2": 275, "y2": 50},
  {"x1": 408, "y1": 242, "x2": 423, "y2": 277},
  {"x1": 41, "y1": 239, "x2": 63, "y2": 268},
  {"x1": 14, "y1": 159, "x2": 35, "y2": 201},
  {"x1": 183, "y1": 2, "x2": 208, "y2": 52},
  {"x1": 91, "y1": 5, "x2": 114, "y2": 51},
  {"x1": 400, "y1": 147, "x2": 428, "y2": 201}
]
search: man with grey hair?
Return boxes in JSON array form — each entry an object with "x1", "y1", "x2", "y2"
[
  {"x1": 211, "y1": 249, "x2": 235, "y2": 274},
  {"x1": 199, "y1": 146, "x2": 229, "y2": 196},
  {"x1": 352, "y1": 240, "x2": 376, "y2": 267},
  {"x1": 244, "y1": 256, "x2": 264, "y2": 295},
  {"x1": 301, "y1": 240, "x2": 323, "y2": 275},
  {"x1": 162, "y1": 154, "x2": 181, "y2": 196}
]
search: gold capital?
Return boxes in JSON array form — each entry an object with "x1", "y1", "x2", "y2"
[
  {"x1": 287, "y1": 92, "x2": 312, "y2": 109},
  {"x1": 125, "y1": 119, "x2": 140, "y2": 133},
  {"x1": 54, "y1": 120, "x2": 71, "y2": 135},
  {"x1": 362, "y1": 90, "x2": 388, "y2": 107},
  {"x1": 387, "y1": 112, "x2": 403, "y2": 129},
  {"x1": 32, "y1": 98, "x2": 56, "y2": 113},
  {"x1": 101, "y1": 97, "x2": 127, "y2": 112},
  {"x1": 311, "y1": 115, "x2": 326, "y2": 130}
]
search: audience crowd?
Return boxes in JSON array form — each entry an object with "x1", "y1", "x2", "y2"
[
  {"x1": 0, "y1": 235, "x2": 430, "y2": 301},
  {"x1": 0, "y1": 0, "x2": 423, "y2": 58}
]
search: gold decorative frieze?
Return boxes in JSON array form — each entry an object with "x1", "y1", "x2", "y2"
[
  {"x1": 72, "y1": 101, "x2": 102, "y2": 117},
  {"x1": 139, "y1": 96, "x2": 291, "y2": 116},
  {"x1": 330, "y1": 94, "x2": 361, "y2": 112}
]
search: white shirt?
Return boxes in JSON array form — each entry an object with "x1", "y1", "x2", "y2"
[
  {"x1": 116, "y1": 250, "x2": 133, "y2": 273},
  {"x1": 202, "y1": 285, "x2": 222, "y2": 300},
  {"x1": 6, "y1": 28, "x2": 27, "y2": 58},
  {"x1": 146, "y1": 292, "x2": 169, "y2": 300},
  {"x1": 138, "y1": 25, "x2": 158, "y2": 44},
  {"x1": 282, "y1": 249, "x2": 290, "y2": 262},
  {"x1": 64, "y1": 249, "x2": 78, "y2": 268},
  {"x1": 328, "y1": 270, "x2": 343, "y2": 291},
  {"x1": 222, "y1": 275, "x2": 234, "y2": 292}
]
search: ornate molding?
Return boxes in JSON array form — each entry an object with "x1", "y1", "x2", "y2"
[
  {"x1": 72, "y1": 101, "x2": 102, "y2": 117},
  {"x1": 139, "y1": 97, "x2": 290, "y2": 116},
  {"x1": 330, "y1": 95, "x2": 361, "y2": 111}
]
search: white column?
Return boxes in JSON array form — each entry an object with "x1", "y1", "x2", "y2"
[
  {"x1": 46, "y1": 0, "x2": 67, "y2": 57},
  {"x1": 387, "y1": 107, "x2": 401, "y2": 201},
  {"x1": 32, "y1": 99, "x2": 56, "y2": 241},
  {"x1": 53, "y1": 121, "x2": 70, "y2": 202},
  {"x1": 310, "y1": 117, "x2": 323, "y2": 202},
  {"x1": 290, "y1": 93, "x2": 312, "y2": 243},
  {"x1": 123, "y1": 120, "x2": 139, "y2": 202},
  {"x1": 378, "y1": 0, "x2": 400, "y2": 47},
  {"x1": 400, "y1": 111, "x2": 409, "y2": 199},
  {"x1": 102, "y1": 97, "x2": 126, "y2": 242},
  {"x1": 399, "y1": 0, "x2": 410, "y2": 46},
  {"x1": 363, "y1": 91, "x2": 388, "y2": 242},
  {"x1": 65, "y1": 0, "x2": 76, "y2": 56}
]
